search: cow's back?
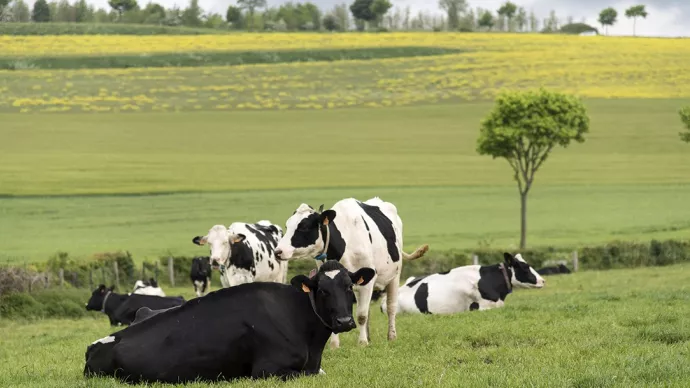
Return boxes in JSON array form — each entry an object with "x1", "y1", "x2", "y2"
[
  {"x1": 106, "y1": 283, "x2": 311, "y2": 383},
  {"x1": 228, "y1": 221, "x2": 285, "y2": 282}
]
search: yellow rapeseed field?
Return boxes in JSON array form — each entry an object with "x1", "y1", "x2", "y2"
[{"x1": 1, "y1": 33, "x2": 689, "y2": 113}]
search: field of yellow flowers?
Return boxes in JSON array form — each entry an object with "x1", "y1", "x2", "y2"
[{"x1": 1, "y1": 33, "x2": 690, "y2": 113}]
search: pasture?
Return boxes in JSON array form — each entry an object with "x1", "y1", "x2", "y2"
[
  {"x1": 1, "y1": 99, "x2": 690, "y2": 263},
  {"x1": 2, "y1": 264, "x2": 690, "y2": 387}
]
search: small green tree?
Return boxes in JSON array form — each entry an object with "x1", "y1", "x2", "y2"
[
  {"x1": 108, "y1": 0, "x2": 137, "y2": 18},
  {"x1": 598, "y1": 7, "x2": 617, "y2": 35},
  {"x1": 323, "y1": 13, "x2": 339, "y2": 31},
  {"x1": 11, "y1": 0, "x2": 31, "y2": 21},
  {"x1": 31, "y1": 0, "x2": 50, "y2": 21},
  {"x1": 369, "y1": 0, "x2": 391, "y2": 28},
  {"x1": 225, "y1": 5, "x2": 242, "y2": 28},
  {"x1": 350, "y1": 0, "x2": 374, "y2": 30},
  {"x1": 496, "y1": 1, "x2": 517, "y2": 31},
  {"x1": 625, "y1": 5, "x2": 647, "y2": 36},
  {"x1": 478, "y1": 10, "x2": 494, "y2": 31},
  {"x1": 180, "y1": 0, "x2": 202, "y2": 27},
  {"x1": 477, "y1": 89, "x2": 590, "y2": 249},
  {"x1": 439, "y1": 0, "x2": 466, "y2": 31},
  {"x1": 514, "y1": 6, "x2": 527, "y2": 31},
  {"x1": 237, "y1": 0, "x2": 266, "y2": 30},
  {"x1": 680, "y1": 107, "x2": 690, "y2": 143}
]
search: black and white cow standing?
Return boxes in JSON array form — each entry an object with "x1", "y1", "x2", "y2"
[
  {"x1": 274, "y1": 197, "x2": 429, "y2": 348},
  {"x1": 378, "y1": 252, "x2": 545, "y2": 315},
  {"x1": 190, "y1": 256, "x2": 212, "y2": 297},
  {"x1": 192, "y1": 220, "x2": 286, "y2": 288},
  {"x1": 83, "y1": 261, "x2": 376, "y2": 384}
]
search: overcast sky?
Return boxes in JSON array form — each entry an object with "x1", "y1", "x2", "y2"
[{"x1": 84, "y1": 0, "x2": 690, "y2": 37}]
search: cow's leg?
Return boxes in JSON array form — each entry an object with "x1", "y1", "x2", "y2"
[
  {"x1": 477, "y1": 299, "x2": 504, "y2": 310},
  {"x1": 385, "y1": 279, "x2": 399, "y2": 341},
  {"x1": 354, "y1": 282, "x2": 374, "y2": 346}
]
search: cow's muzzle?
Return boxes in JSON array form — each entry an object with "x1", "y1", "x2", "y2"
[
  {"x1": 332, "y1": 316, "x2": 356, "y2": 333},
  {"x1": 275, "y1": 249, "x2": 284, "y2": 261},
  {"x1": 211, "y1": 259, "x2": 220, "y2": 270}
]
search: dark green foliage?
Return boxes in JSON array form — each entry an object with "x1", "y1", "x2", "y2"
[
  {"x1": 31, "y1": 0, "x2": 51, "y2": 22},
  {"x1": 0, "y1": 289, "x2": 92, "y2": 320},
  {"x1": 679, "y1": 107, "x2": 690, "y2": 143},
  {"x1": 225, "y1": 5, "x2": 242, "y2": 27},
  {"x1": 108, "y1": 0, "x2": 137, "y2": 16},
  {"x1": 322, "y1": 14, "x2": 339, "y2": 31},
  {"x1": 478, "y1": 10, "x2": 494, "y2": 30},
  {"x1": 0, "y1": 46, "x2": 463, "y2": 70},
  {"x1": 559, "y1": 22, "x2": 598, "y2": 35},
  {"x1": 41, "y1": 251, "x2": 135, "y2": 289},
  {"x1": 180, "y1": 0, "x2": 202, "y2": 27},
  {"x1": 350, "y1": 0, "x2": 375, "y2": 23}
]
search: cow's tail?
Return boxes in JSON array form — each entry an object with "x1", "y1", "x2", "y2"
[{"x1": 402, "y1": 244, "x2": 429, "y2": 261}]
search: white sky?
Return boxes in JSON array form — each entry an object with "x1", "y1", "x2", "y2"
[{"x1": 35, "y1": 0, "x2": 690, "y2": 37}]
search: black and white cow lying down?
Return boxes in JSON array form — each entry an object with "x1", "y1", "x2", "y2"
[
  {"x1": 537, "y1": 263, "x2": 572, "y2": 275},
  {"x1": 190, "y1": 256, "x2": 212, "y2": 297},
  {"x1": 84, "y1": 261, "x2": 376, "y2": 384},
  {"x1": 192, "y1": 220, "x2": 286, "y2": 288},
  {"x1": 132, "y1": 278, "x2": 165, "y2": 297},
  {"x1": 274, "y1": 197, "x2": 429, "y2": 348},
  {"x1": 377, "y1": 253, "x2": 545, "y2": 315},
  {"x1": 85, "y1": 285, "x2": 185, "y2": 326}
]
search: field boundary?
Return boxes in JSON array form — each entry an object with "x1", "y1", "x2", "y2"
[{"x1": 0, "y1": 47, "x2": 465, "y2": 70}]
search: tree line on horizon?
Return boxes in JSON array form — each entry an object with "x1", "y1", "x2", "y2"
[{"x1": 0, "y1": 0, "x2": 650, "y2": 36}]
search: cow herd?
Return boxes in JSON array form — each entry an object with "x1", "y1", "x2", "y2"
[{"x1": 83, "y1": 196, "x2": 567, "y2": 384}]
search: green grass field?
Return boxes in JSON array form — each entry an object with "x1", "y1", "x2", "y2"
[
  {"x1": 1, "y1": 99, "x2": 690, "y2": 263},
  {"x1": 2, "y1": 264, "x2": 689, "y2": 387}
]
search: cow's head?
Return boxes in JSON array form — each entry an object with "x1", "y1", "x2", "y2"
[
  {"x1": 504, "y1": 252, "x2": 545, "y2": 288},
  {"x1": 85, "y1": 284, "x2": 115, "y2": 311},
  {"x1": 192, "y1": 225, "x2": 248, "y2": 270},
  {"x1": 275, "y1": 204, "x2": 335, "y2": 261},
  {"x1": 290, "y1": 261, "x2": 375, "y2": 334}
]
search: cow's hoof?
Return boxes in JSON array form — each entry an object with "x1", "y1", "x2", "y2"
[
  {"x1": 358, "y1": 339, "x2": 369, "y2": 346},
  {"x1": 318, "y1": 368, "x2": 326, "y2": 375},
  {"x1": 388, "y1": 332, "x2": 397, "y2": 341}
]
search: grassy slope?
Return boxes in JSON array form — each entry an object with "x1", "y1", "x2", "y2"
[
  {"x1": 1, "y1": 264, "x2": 689, "y2": 387},
  {"x1": 1, "y1": 99, "x2": 690, "y2": 263}
]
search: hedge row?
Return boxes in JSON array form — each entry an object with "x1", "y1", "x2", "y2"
[
  {"x1": 0, "y1": 47, "x2": 463, "y2": 70},
  {"x1": 0, "y1": 288, "x2": 94, "y2": 320}
]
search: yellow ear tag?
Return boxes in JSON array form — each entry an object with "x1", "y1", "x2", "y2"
[
  {"x1": 356, "y1": 277, "x2": 364, "y2": 285},
  {"x1": 302, "y1": 284, "x2": 310, "y2": 293},
  {"x1": 322, "y1": 218, "x2": 329, "y2": 226}
]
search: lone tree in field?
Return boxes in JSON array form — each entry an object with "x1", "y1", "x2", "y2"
[
  {"x1": 680, "y1": 107, "x2": 690, "y2": 143},
  {"x1": 477, "y1": 89, "x2": 590, "y2": 249},
  {"x1": 108, "y1": 0, "x2": 137, "y2": 18},
  {"x1": 31, "y1": 0, "x2": 50, "y2": 22},
  {"x1": 598, "y1": 7, "x2": 617, "y2": 35},
  {"x1": 625, "y1": 5, "x2": 647, "y2": 36}
]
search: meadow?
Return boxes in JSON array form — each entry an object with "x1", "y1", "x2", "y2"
[{"x1": 2, "y1": 264, "x2": 690, "y2": 387}]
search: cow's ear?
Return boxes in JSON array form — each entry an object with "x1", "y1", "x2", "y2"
[
  {"x1": 229, "y1": 234, "x2": 246, "y2": 244},
  {"x1": 349, "y1": 267, "x2": 376, "y2": 286},
  {"x1": 98, "y1": 284, "x2": 106, "y2": 293},
  {"x1": 290, "y1": 275, "x2": 316, "y2": 293},
  {"x1": 193, "y1": 236, "x2": 208, "y2": 246},
  {"x1": 320, "y1": 210, "x2": 336, "y2": 226},
  {"x1": 108, "y1": 285, "x2": 115, "y2": 292},
  {"x1": 503, "y1": 252, "x2": 514, "y2": 265}
]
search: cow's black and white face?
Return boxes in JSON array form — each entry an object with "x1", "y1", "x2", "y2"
[
  {"x1": 85, "y1": 284, "x2": 115, "y2": 311},
  {"x1": 275, "y1": 204, "x2": 335, "y2": 261},
  {"x1": 290, "y1": 261, "x2": 375, "y2": 334},
  {"x1": 192, "y1": 225, "x2": 247, "y2": 270},
  {"x1": 505, "y1": 253, "x2": 545, "y2": 288}
]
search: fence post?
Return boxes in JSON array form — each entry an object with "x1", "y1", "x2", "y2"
[
  {"x1": 89, "y1": 268, "x2": 94, "y2": 290},
  {"x1": 113, "y1": 261, "x2": 120, "y2": 290},
  {"x1": 168, "y1": 257, "x2": 175, "y2": 287},
  {"x1": 59, "y1": 268, "x2": 64, "y2": 288},
  {"x1": 472, "y1": 254, "x2": 478, "y2": 266},
  {"x1": 572, "y1": 250, "x2": 579, "y2": 272},
  {"x1": 155, "y1": 262, "x2": 159, "y2": 283}
]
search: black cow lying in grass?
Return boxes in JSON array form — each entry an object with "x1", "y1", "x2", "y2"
[
  {"x1": 85, "y1": 285, "x2": 185, "y2": 326},
  {"x1": 537, "y1": 264, "x2": 572, "y2": 275},
  {"x1": 84, "y1": 261, "x2": 375, "y2": 384}
]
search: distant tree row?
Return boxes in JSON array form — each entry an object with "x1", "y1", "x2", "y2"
[{"x1": 0, "y1": 0, "x2": 650, "y2": 35}]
